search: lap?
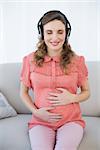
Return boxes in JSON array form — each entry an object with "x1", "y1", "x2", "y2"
[
  {"x1": 28, "y1": 122, "x2": 84, "y2": 150},
  {"x1": 29, "y1": 125, "x2": 55, "y2": 150},
  {"x1": 55, "y1": 122, "x2": 84, "y2": 150}
]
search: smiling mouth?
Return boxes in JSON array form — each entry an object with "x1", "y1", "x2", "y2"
[{"x1": 50, "y1": 42, "x2": 60, "y2": 46}]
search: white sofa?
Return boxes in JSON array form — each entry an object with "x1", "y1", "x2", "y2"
[{"x1": 0, "y1": 61, "x2": 100, "y2": 150}]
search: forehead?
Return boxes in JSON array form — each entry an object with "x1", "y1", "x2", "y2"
[{"x1": 43, "y1": 20, "x2": 65, "y2": 30}]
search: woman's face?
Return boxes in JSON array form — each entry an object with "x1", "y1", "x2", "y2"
[{"x1": 43, "y1": 19, "x2": 66, "y2": 53}]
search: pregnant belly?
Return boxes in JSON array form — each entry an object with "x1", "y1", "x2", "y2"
[
  {"x1": 50, "y1": 104, "x2": 75, "y2": 118},
  {"x1": 34, "y1": 88, "x2": 57, "y2": 108},
  {"x1": 34, "y1": 89, "x2": 78, "y2": 121},
  {"x1": 32, "y1": 102, "x2": 77, "y2": 129},
  {"x1": 35, "y1": 98, "x2": 75, "y2": 121}
]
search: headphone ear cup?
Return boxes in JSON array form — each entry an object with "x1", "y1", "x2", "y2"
[
  {"x1": 40, "y1": 24, "x2": 44, "y2": 39},
  {"x1": 66, "y1": 22, "x2": 71, "y2": 41},
  {"x1": 37, "y1": 19, "x2": 44, "y2": 39}
]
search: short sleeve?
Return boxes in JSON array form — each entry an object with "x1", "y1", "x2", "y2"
[
  {"x1": 20, "y1": 56, "x2": 31, "y2": 88},
  {"x1": 77, "y1": 56, "x2": 88, "y2": 87}
]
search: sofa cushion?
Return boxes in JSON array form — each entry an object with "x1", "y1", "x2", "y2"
[
  {"x1": 79, "y1": 116, "x2": 100, "y2": 150},
  {"x1": 0, "y1": 114, "x2": 32, "y2": 150},
  {"x1": 0, "y1": 115, "x2": 99, "y2": 150},
  {"x1": 0, "y1": 92, "x2": 17, "y2": 119}
]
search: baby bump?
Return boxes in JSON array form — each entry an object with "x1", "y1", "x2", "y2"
[
  {"x1": 34, "y1": 89, "x2": 76, "y2": 117},
  {"x1": 49, "y1": 104, "x2": 75, "y2": 118},
  {"x1": 34, "y1": 89, "x2": 80, "y2": 124},
  {"x1": 34, "y1": 88, "x2": 53, "y2": 108},
  {"x1": 48, "y1": 103, "x2": 79, "y2": 128}
]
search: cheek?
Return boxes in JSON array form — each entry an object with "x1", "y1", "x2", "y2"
[
  {"x1": 63, "y1": 33, "x2": 66, "y2": 40},
  {"x1": 60, "y1": 35, "x2": 66, "y2": 42},
  {"x1": 44, "y1": 37, "x2": 50, "y2": 47},
  {"x1": 44, "y1": 34, "x2": 50, "y2": 42},
  {"x1": 59, "y1": 32, "x2": 66, "y2": 40}
]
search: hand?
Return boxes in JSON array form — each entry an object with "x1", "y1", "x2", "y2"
[
  {"x1": 34, "y1": 107, "x2": 62, "y2": 123},
  {"x1": 47, "y1": 88, "x2": 76, "y2": 106}
]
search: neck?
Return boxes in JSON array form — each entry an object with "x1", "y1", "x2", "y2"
[{"x1": 47, "y1": 49, "x2": 62, "y2": 57}]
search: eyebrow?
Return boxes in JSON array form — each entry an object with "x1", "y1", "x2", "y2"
[{"x1": 45, "y1": 29, "x2": 64, "y2": 32}]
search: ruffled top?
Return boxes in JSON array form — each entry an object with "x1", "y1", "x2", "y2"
[{"x1": 20, "y1": 52, "x2": 88, "y2": 130}]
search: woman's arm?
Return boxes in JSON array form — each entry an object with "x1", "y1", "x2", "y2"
[
  {"x1": 20, "y1": 82, "x2": 38, "y2": 114},
  {"x1": 73, "y1": 79, "x2": 90, "y2": 103},
  {"x1": 20, "y1": 82, "x2": 62, "y2": 122},
  {"x1": 47, "y1": 79, "x2": 90, "y2": 106}
]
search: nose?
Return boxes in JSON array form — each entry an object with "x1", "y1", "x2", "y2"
[{"x1": 52, "y1": 33, "x2": 58, "y2": 41}]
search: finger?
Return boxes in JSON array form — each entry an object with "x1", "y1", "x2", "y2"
[
  {"x1": 49, "y1": 113, "x2": 62, "y2": 117},
  {"x1": 56, "y1": 88, "x2": 66, "y2": 92},
  {"x1": 49, "y1": 118, "x2": 62, "y2": 122},
  {"x1": 48, "y1": 92, "x2": 59, "y2": 97},
  {"x1": 49, "y1": 119, "x2": 61, "y2": 123},
  {"x1": 50, "y1": 115, "x2": 62, "y2": 119},
  {"x1": 51, "y1": 103, "x2": 62, "y2": 106},
  {"x1": 49, "y1": 99, "x2": 60, "y2": 104},
  {"x1": 44, "y1": 106, "x2": 55, "y2": 111},
  {"x1": 48, "y1": 96, "x2": 58, "y2": 100},
  {"x1": 50, "y1": 101, "x2": 60, "y2": 105}
]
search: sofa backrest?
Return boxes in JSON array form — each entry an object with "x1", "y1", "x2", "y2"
[
  {"x1": 0, "y1": 63, "x2": 31, "y2": 114},
  {"x1": 80, "y1": 62, "x2": 100, "y2": 117},
  {"x1": 0, "y1": 62, "x2": 100, "y2": 116}
]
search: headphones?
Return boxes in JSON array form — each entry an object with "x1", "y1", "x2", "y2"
[{"x1": 37, "y1": 10, "x2": 71, "y2": 42}]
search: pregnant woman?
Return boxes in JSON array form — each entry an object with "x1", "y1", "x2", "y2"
[{"x1": 20, "y1": 10, "x2": 90, "y2": 150}]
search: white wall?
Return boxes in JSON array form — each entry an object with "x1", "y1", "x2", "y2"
[{"x1": 0, "y1": 0, "x2": 99, "y2": 63}]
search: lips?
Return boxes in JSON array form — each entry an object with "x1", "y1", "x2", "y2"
[{"x1": 50, "y1": 42, "x2": 60, "y2": 46}]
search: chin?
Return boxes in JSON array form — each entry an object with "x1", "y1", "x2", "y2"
[{"x1": 50, "y1": 46, "x2": 62, "y2": 51}]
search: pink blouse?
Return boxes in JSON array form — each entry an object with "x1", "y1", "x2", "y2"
[{"x1": 20, "y1": 52, "x2": 88, "y2": 130}]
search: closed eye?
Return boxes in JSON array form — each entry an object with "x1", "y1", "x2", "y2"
[
  {"x1": 46, "y1": 30, "x2": 52, "y2": 34},
  {"x1": 58, "y1": 30, "x2": 64, "y2": 34},
  {"x1": 45, "y1": 30, "x2": 64, "y2": 34}
]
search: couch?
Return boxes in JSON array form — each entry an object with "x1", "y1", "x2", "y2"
[{"x1": 0, "y1": 61, "x2": 100, "y2": 150}]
